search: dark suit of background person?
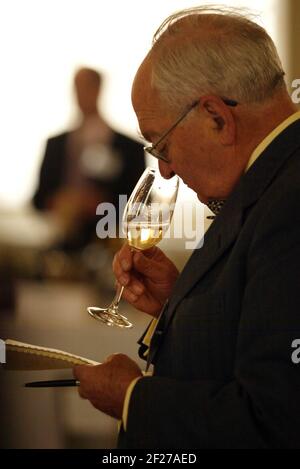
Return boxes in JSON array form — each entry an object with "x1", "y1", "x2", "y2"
[
  {"x1": 33, "y1": 130, "x2": 145, "y2": 249},
  {"x1": 32, "y1": 67, "x2": 145, "y2": 251},
  {"x1": 118, "y1": 118, "x2": 300, "y2": 449}
]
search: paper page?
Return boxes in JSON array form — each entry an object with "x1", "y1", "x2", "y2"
[{"x1": 3, "y1": 339, "x2": 100, "y2": 370}]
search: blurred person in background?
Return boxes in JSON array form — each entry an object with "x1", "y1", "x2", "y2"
[{"x1": 33, "y1": 67, "x2": 145, "y2": 253}]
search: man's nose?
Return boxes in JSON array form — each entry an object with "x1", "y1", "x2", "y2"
[{"x1": 158, "y1": 160, "x2": 175, "y2": 179}]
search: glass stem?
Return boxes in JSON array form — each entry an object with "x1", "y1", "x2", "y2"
[{"x1": 111, "y1": 285, "x2": 124, "y2": 309}]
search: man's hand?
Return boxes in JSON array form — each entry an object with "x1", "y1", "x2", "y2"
[
  {"x1": 113, "y1": 243, "x2": 179, "y2": 317},
  {"x1": 73, "y1": 354, "x2": 143, "y2": 419}
]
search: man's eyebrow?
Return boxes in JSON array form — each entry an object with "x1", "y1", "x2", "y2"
[{"x1": 136, "y1": 127, "x2": 160, "y2": 143}]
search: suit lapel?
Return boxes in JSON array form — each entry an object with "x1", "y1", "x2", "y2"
[{"x1": 163, "y1": 194, "x2": 243, "y2": 331}]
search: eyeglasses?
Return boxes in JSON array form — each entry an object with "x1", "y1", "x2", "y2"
[{"x1": 144, "y1": 97, "x2": 238, "y2": 163}]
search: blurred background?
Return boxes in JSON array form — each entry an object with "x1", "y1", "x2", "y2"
[{"x1": 0, "y1": 0, "x2": 299, "y2": 449}]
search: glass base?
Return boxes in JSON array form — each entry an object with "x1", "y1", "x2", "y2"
[{"x1": 87, "y1": 306, "x2": 133, "y2": 328}]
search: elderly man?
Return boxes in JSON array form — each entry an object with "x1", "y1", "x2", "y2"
[{"x1": 74, "y1": 7, "x2": 300, "y2": 448}]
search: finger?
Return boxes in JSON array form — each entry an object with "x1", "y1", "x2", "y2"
[
  {"x1": 132, "y1": 250, "x2": 162, "y2": 276},
  {"x1": 73, "y1": 365, "x2": 90, "y2": 399},
  {"x1": 141, "y1": 246, "x2": 160, "y2": 259},
  {"x1": 103, "y1": 353, "x2": 125, "y2": 364},
  {"x1": 120, "y1": 284, "x2": 139, "y2": 304},
  {"x1": 112, "y1": 258, "x2": 131, "y2": 288},
  {"x1": 121, "y1": 287, "x2": 162, "y2": 316},
  {"x1": 77, "y1": 385, "x2": 88, "y2": 399},
  {"x1": 73, "y1": 364, "x2": 100, "y2": 385},
  {"x1": 113, "y1": 248, "x2": 133, "y2": 286},
  {"x1": 117, "y1": 244, "x2": 133, "y2": 272},
  {"x1": 104, "y1": 353, "x2": 128, "y2": 364},
  {"x1": 115, "y1": 275, "x2": 145, "y2": 295},
  {"x1": 73, "y1": 365, "x2": 87, "y2": 381},
  {"x1": 112, "y1": 252, "x2": 124, "y2": 277}
]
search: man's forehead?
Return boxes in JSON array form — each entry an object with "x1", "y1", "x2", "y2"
[
  {"x1": 131, "y1": 55, "x2": 156, "y2": 109},
  {"x1": 131, "y1": 54, "x2": 168, "y2": 139}
]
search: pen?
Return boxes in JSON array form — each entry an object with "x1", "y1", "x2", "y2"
[{"x1": 25, "y1": 379, "x2": 80, "y2": 388}]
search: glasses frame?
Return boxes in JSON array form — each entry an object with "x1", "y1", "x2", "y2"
[{"x1": 144, "y1": 97, "x2": 238, "y2": 163}]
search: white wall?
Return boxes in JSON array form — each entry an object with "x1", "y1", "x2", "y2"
[{"x1": 0, "y1": 0, "x2": 283, "y2": 208}]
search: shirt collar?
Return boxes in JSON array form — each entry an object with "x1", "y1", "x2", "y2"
[{"x1": 245, "y1": 110, "x2": 300, "y2": 172}]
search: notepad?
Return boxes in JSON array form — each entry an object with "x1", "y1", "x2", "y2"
[{"x1": 3, "y1": 339, "x2": 100, "y2": 370}]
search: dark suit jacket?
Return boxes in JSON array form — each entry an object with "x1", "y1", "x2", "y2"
[
  {"x1": 119, "y1": 119, "x2": 300, "y2": 449},
  {"x1": 33, "y1": 130, "x2": 145, "y2": 211}
]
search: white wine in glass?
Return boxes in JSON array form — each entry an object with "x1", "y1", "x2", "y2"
[
  {"x1": 87, "y1": 167, "x2": 179, "y2": 328},
  {"x1": 126, "y1": 223, "x2": 167, "y2": 250}
]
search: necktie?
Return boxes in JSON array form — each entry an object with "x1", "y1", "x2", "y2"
[{"x1": 207, "y1": 199, "x2": 226, "y2": 217}]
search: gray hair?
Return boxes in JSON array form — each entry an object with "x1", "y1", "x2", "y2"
[{"x1": 150, "y1": 5, "x2": 286, "y2": 110}]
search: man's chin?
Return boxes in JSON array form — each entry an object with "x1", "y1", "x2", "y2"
[{"x1": 196, "y1": 193, "x2": 208, "y2": 204}]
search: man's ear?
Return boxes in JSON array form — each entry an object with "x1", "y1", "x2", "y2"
[{"x1": 200, "y1": 95, "x2": 236, "y2": 145}]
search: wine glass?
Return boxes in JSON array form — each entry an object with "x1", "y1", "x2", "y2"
[{"x1": 87, "y1": 167, "x2": 179, "y2": 328}]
